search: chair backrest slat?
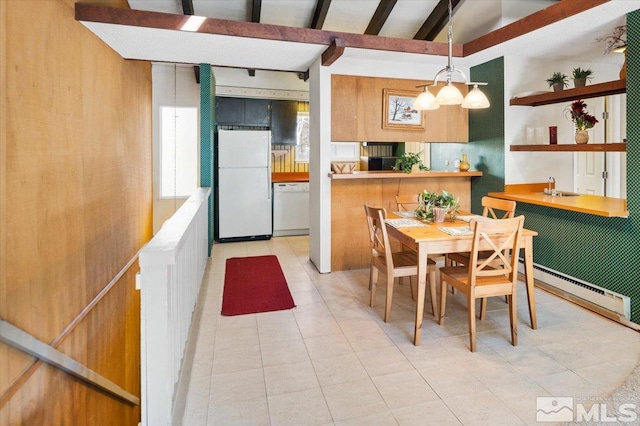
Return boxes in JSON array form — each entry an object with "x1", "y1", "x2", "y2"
[
  {"x1": 364, "y1": 204, "x2": 393, "y2": 267},
  {"x1": 481, "y1": 196, "x2": 516, "y2": 220},
  {"x1": 468, "y1": 216, "x2": 525, "y2": 285},
  {"x1": 395, "y1": 194, "x2": 420, "y2": 212}
]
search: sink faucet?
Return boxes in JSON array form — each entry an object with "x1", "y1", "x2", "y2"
[{"x1": 546, "y1": 177, "x2": 556, "y2": 195}]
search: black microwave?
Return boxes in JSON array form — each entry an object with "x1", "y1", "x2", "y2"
[{"x1": 364, "y1": 156, "x2": 399, "y2": 171}]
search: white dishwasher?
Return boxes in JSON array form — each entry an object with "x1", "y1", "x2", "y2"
[{"x1": 273, "y1": 182, "x2": 310, "y2": 237}]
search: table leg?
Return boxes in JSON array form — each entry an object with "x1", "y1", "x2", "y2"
[
  {"x1": 524, "y1": 236, "x2": 537, "y2": 329},
  {"x1": 414, "y1": 245, "x2": 427, "y2": 346}
]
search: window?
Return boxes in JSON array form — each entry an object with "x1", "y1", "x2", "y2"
[
  {"x1": 295, "y1": 112, "x2": 310, "y2": 163},
  {"x1": 160, "y1": 106, "x2": 198, "y2": 198}
]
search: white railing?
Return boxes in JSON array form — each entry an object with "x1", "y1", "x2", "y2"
[{"x1": 139, "y1": 188, "x2": 210, "y2": 426}]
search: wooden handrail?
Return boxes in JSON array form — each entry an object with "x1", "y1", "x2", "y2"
[
  {"x1": 0, "y1": 320, "x2": 140, "y2": 405},
  {"x1": 0, "y1": 252, "x2": 141, "y2": 408}
]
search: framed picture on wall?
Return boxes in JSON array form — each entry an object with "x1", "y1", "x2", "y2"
[{"x1": 382, "y1": 89, "x2": 425, "y2": 130}]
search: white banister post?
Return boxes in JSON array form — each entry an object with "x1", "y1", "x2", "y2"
[
  {"x1": 139, "y1": 257, "x2": 174, "y2": 426},
  {"x1": 139, "y1": 187, "x2": 210, "y2": 426}
]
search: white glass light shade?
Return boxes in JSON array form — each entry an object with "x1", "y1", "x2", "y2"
[
  {"x1": 461, "y1": 85, "x2": 490, "y2": 109},
  {"x1": 435, "y1": 83, "x2": 464, "y2": 105},
  {"x1": 413, "y1": 88, "x2": 440, "y2": 110}
]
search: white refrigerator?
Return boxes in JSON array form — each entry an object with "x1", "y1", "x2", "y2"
[{"x1": 217, "y1": 129, "x2": 272, "y2": 241}]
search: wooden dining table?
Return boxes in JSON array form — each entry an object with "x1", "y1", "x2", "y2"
[{"x1": 385, "y1": 213, "x2": 538, "y2": 346}]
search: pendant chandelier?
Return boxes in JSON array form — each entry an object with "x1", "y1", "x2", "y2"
[{"x1": 413, "y1": 0, "x2": 490, "y2": 110}]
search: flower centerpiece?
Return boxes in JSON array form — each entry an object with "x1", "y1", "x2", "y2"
[
  {"x1": 415, "y1": 190, "x2": 459, "y2": 222},
  {"x1": 565, "y1": 99, "x2": 598, "y2": 144}
]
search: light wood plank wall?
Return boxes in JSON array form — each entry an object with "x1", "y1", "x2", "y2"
[
  {"x1": 332, "y1": 177, "x2": 472, "y2": 270},
  {"x1": 1, "y1": 0, "x2": 151, "y2": 424},
  {"x1": 331, "y1": 75, "x2": 468, "y2": 143}
]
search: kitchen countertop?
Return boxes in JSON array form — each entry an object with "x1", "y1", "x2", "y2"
[
  {"x1": 488, "y1": 191, "x2": 629, "y2": 218},
  {"x1": 328, "y1": 171, "x2": 482, "y2": 180},
  {"x1": 272, "y1": 172, "x2": 309, "y2": 183}
]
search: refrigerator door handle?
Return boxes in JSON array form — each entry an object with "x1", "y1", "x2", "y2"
[
  {"x1": 267, "y1": 136, "x2": 271, "y2": 200},
  {"x1": 267, "y1": 169, "x2": 271, "y2": 200}
]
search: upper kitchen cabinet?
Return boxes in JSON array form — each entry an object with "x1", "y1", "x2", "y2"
[
  {"x1": 216, "y1": 97, "x2": 271, "y2": 126},
  {"x1": 331, "y1": 75, "x2": 468, "y2": 143},
  {"x1": 271, "y1": 100, "x2": 298, "y2": 145},
  {"x1": 244, "y1": 99, "x2": 271, "y2": 125}
]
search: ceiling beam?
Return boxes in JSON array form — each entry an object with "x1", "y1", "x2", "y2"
[
  {"x1": 247, "y1": 0, "x2": 262, "y2": 77},
  {"x1": 463, "y1": 0, "x2": 610, "y2": 56},
  {"x1": 75, "y1": 1, "x2": 610, "y2": 63},
  {"x1": 75, "y1": 3, "x2": 455, "y2": 57},
  {"x1": 180, "y1": 0, "x2": 194, "y2": 16},
  {"x1": 178, "y1": 0, "x2": 199, "y2": 83},
  {"x1": 364, "y1": 0, "x2": 397, "y2": 36},
  {"x1": 298, "y1": 70, "x2": 310, "y2": 81},
  {"x1": 311, "y1": 0, "x2": 331, "y2": 30},
  {"x1": 413, "y1": 0, "x2": 461, "y2": 41},
  {"x1": 251, "y1": 0, "x2": 262, "y2": 23},
  {"x1": 321, "y1": 38, "x2": 345, "y2": 66}
]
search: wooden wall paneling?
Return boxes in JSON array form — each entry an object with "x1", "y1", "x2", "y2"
[
  {"x1": 332, "y1": 75, "x2": 468, "y2": 143},
  {"x1": 331, "y1": 176, "x2": 473, "y2": 270},
  {"x1": 355, "y1": 76, "x2": 379, "y2": 141},
  {"x1": 0, "y1": 0, "x2": 8, "y2": 421},
  {"x1": 331, "y1": 75, "x2": 358, "y2": 141},
  {"x1": 1, "y1": 0, "x2": 150, "y2": 423}
]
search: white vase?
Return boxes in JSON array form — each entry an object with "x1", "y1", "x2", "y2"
[
  {"x1": 432, "y1": 207, "x2": 448, "y2": 223},
  {"x1": 575, "y1": 130, "x2": 589, "y2": 144}
]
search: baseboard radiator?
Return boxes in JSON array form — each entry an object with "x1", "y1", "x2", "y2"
[{"x1": 519, "y1": 259, "x2": 630, "y2": 320}]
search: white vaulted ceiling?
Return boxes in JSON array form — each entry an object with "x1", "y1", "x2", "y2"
[{"x1": 77, "y1": 1, "x2": 636, "y2": 72}]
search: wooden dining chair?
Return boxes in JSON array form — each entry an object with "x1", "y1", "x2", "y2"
[
  {"x1": 438, "y1": 215, "x2": 525, "y2": 352},
  {"x1": 396, "y1": 194, "x2": 444, "y2": 265},
  {"x1": 395, "y1": 194, "x2": 420, "y2": 213},
  {"x1": 446, "y1": 196, "x2": 517, "y2": 308},
  {"x1": 447, "y1": 196, "x2": 517, "y2": 265},
  {"x1": 364, "y1": 204, "x2": 438, "y2": 322}
]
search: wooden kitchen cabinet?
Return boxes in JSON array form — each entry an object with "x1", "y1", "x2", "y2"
[
  {"x1": 331, "y1": 75, "x2": 468, "y2": 143},
  {"x1": 271, "y1": 100, "x2": 298, "y2": 145}
]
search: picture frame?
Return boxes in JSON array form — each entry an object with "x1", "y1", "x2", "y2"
[{"x1": 382, "y1": 89, "x2": 425, "y2": 130}]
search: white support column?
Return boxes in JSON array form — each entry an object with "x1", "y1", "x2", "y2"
[{"x1": 309, "y1": 58, "x2": 333, "y2": 273}]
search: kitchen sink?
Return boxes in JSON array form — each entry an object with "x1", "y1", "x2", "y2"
[{"x1": 540, "y1": 190, "x2": 581, "y2": 197}]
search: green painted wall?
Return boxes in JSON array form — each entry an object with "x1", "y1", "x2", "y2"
[
  {"x1": 448, "y1": 15, "x2": 640, "y2": 324},
  {"x1": 430, "y1": 57, "x2": 506, "y2": 214},
  {"x1": 431, "y1": 25, "x2": 640, "y2": 324},
  {"x1": 200, "y1": 64, "x2": 215, "y2": 254},
  {"x1": 518, "y1": 12, "x2": 640, "y2": 324}
]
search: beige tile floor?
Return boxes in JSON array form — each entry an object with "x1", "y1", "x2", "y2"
[{"x1": 182, "y1": 236, "x2": 640, "y2": 425}]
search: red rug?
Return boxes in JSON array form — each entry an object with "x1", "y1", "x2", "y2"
[{"x1": 221, "y1": 255, "x2": 295, "y2": 316}]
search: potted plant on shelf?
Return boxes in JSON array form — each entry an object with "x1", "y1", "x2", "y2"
[
  {"x1": 415, "y1": 190, "x2": 460, "y2": 222},
  {"x1": 546, "y1": 72, "x2": 569, "y2": 92},
  {"x1": 572, "y1": 67, "x2": 594, "y2": 88},
  {"x1": 392, "y1": 152, "x2": 429, "y2": 173},
  {"x1": 565, "y1": 99, "x2": 599, "y2": 144}
]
